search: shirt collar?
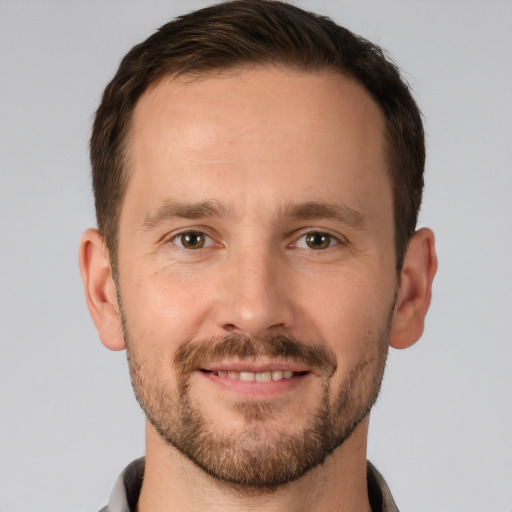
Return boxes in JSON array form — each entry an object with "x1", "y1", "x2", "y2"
[{"x1": 102, "y1": 457, "x2": 144, "y2": 512}]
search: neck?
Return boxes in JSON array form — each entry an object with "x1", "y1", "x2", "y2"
[{"x1": 137, "y1": 418, "x2": 372, "y2": 512}]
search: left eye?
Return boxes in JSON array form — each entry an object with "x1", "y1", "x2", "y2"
[
  {"x1": 171, "y1": 231, "x2": 213, "y2": 249},
  {"x1": 295, "y1": 231, "x2": 340, "y2": 250}
]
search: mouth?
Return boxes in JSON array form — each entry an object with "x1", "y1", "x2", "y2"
[
  {"x1": 197, "y1": 362, "x2": 312, "y2": 398},
  {"x1": 201, "y1": 369, "x2": 308, "y2": 382}
]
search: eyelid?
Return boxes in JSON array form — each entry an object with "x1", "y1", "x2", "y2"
[
  {"x1": 291, "y1": 229, "x2": 346, "y2": 250},
  {"x1": 162, "y1": 226, "x2": 346, "y2": 250},
  {"x1": 166, "y1": 228, "x2": 218, "y2": 249}
]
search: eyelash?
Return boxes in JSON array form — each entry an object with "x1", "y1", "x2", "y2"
[
  {"x1": 169, "y1": 230, "x2": 216, "y2": 250},
  {"x1": 167, "y1": 229, "x2": 344, "y2": 251},
  {"x1": 292, "y1": 231, "x2": 343, "y2": 250}
]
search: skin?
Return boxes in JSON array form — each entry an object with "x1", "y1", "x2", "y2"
[{"x1": 80, "y1": 67, "x2": 437, "y2": 512}]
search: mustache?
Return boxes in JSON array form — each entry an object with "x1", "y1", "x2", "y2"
[{"x1": 174, "y1": 333, "x2": 338, "y2": 377}]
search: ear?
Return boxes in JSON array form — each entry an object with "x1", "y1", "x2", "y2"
[
  {"x1": 390, "y1": 228, "x2": 438, "y2": 349},
  {"x1": 78, "y1": 228, "x2": 126, "y2": 351}
]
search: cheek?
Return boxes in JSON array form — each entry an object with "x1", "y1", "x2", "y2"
[
  {"x1": 296, "y1": 268, "x2": 393, "y2": 362},
  {"x1": 119, "y1": 268, "x2": 211, "y2": 348}
]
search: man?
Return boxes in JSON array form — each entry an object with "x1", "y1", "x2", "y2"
[{"x1": 79, "y1": 1, "x2": 437, "y2": 510}]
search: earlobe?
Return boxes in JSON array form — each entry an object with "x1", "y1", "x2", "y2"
[
  {"x1": 390, "y1": 228, "x2": 438, "y2": 349},
  {"x1": 78, "y1": 228, "x2": 126, "y2": 351}
]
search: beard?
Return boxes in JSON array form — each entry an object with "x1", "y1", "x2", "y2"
[{"x1": 122, "y1": 310, "x2": 391, "y2": 492}]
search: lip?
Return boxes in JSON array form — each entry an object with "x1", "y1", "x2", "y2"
[
  {"x1": 202, "y1": 361, "x2": 310, "y2": 374},
  {"x1": 197, "y1": 361, "x2": 312, "y2": 398}
]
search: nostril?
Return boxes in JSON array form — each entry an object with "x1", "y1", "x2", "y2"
[{"x1": 223, "y1": 323, "x2": 239, "y2": 333}]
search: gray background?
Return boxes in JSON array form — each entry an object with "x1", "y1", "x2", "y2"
[{"x1": 1, "y1": 1, "x2": 511, "y2": 510}]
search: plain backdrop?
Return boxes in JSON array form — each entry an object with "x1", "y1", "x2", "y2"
[{"x1": 1, "y1": 1, "x2": 511, "y2": 511}]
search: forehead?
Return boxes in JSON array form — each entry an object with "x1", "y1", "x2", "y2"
[{"x1": 123, "y1": 67, "x2": 390, "y2": 224}]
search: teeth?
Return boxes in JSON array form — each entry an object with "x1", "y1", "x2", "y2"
[
  {"x1": 216, "y1": 370, "x2": 297, "y2": 381},
  {"x1": 255, "y1": 371, "x2": 271, "y2": 382}
]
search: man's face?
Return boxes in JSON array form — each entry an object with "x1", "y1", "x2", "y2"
[{"x1": 116, "y1": 68, "x2": 397, "y2": 488}]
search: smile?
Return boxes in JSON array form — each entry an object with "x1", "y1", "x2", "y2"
[
  {"x1": 198, "y1": 363, "x2": 312, "y2": 397},
  {"x1": 204, "y1": 370, "x2": 306, "y2": 382}
]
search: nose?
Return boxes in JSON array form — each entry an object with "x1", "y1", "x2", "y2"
[{"x1": 213, "y1": 247, "x2": 295, "y2": 338}]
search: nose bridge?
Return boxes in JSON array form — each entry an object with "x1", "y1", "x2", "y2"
[{"x1": 215, "y1": 241, "x2": 293, "y2": 337}]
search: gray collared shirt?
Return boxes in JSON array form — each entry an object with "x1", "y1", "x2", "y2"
[{"x1": 100, "y1": 458, "x2": 399, "y2": 512}]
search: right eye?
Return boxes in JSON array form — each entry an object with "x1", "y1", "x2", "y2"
[{"x1": 171, "y1": 231, "x2": 213, "y2": 249}]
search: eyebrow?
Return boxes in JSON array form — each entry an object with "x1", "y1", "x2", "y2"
[
  {"x1": 285, "y1": 201, "x2": 368, "y2": 230},
  {"x1": 141, "y1": 199, "x2": 231, "y2": 231},
  {"x1": 140, "y1": 199, "x2": 368, "y2": 231}
]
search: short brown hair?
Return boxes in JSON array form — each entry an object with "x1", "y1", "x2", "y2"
[{"x1": 90, "y1": 0, "x2": 424, "y2": 275}]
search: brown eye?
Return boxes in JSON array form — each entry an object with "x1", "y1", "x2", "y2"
[
  {"x1": 177, "y1": 231, "x2": 206, "y2": 249},
  {"x1": 305, "y1": 232, "x2": 332, "y2": 250}
]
